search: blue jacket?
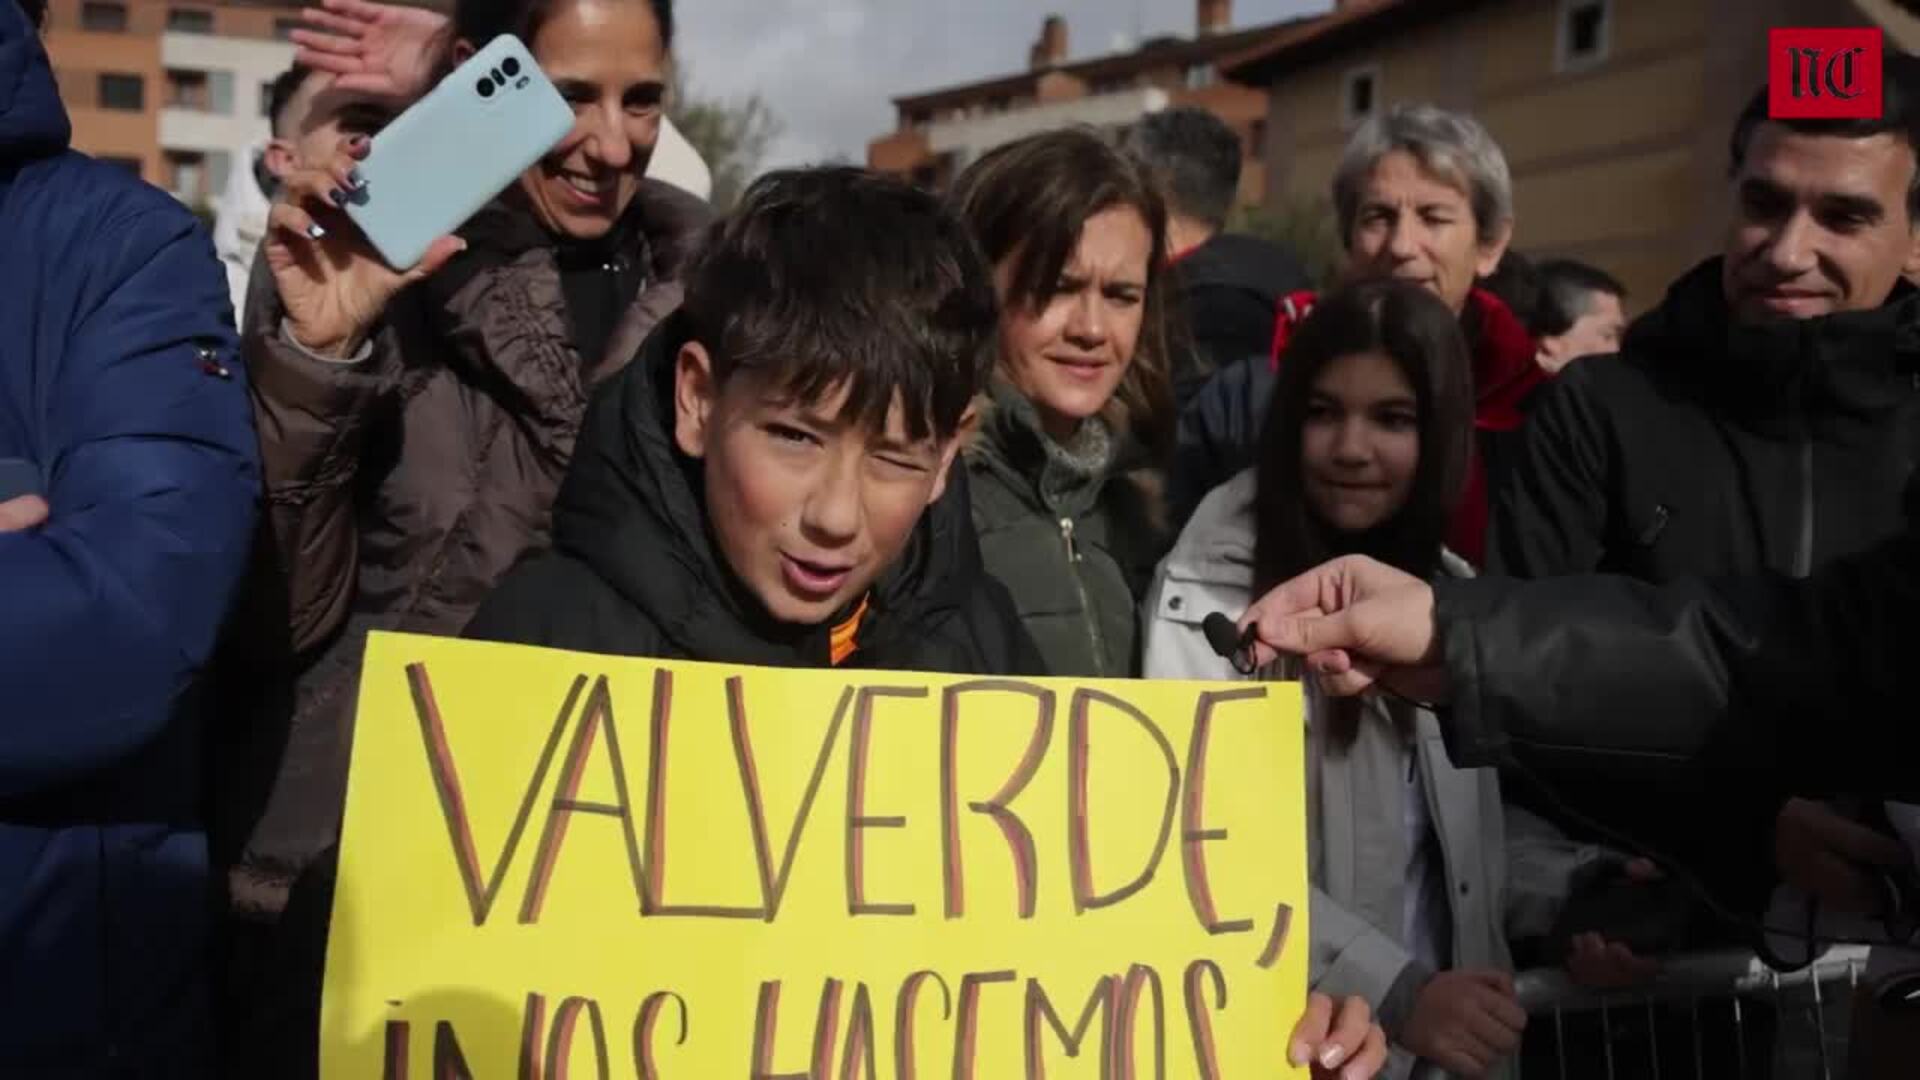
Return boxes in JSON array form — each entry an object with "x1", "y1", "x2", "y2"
[{"x1": 1, "y1": 4, "x2": 260, "y2": 1072}]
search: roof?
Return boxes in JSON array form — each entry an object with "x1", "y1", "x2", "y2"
[
  {"x1": 891, "y1": 17, "x2": 1313, "y2": 113},
  {"x1": 1220, "y1": 0, "x2": 1492, "y2": 85}
]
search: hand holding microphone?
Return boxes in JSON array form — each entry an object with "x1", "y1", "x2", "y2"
[{"x1": 1224, "y1": 555, "x2": 1452, "y2": 703}]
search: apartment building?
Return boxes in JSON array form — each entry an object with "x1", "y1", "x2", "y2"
[
  {"x1": 868, "y1": 0, "x2": 1306, "y2": 206},
  {"x1": 1221, "y1": 0, "x2": 1920, "y2": 305},
  {"x1": 40, "y1": 0, "x2": 297, "y2": 208}
]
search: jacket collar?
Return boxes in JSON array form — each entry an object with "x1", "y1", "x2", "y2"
[
  {"x1": 971, "y1": 378, "x2": 1136, "y2": 517},
  {"x1": 404, "y1": 180, "x2": 711, "y2": 463},
  {"x1": 1462, "y1": 287, "x2": 1545, "y2": 433},
  {"x1": 1626, "y1": 256, "x2": 1920, "y2": 430}
]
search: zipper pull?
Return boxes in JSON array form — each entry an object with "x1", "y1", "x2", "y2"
[
  {"x1": 1060, "y1": 517, "x2": 1081, "y2": 563},
  {"x1": 1636, "y1": 503, "x2": 1671, "y2": 547}
]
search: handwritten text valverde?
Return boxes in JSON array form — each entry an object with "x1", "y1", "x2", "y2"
[{"x1": 321, "y1": 632, "x2": 1311, "y2": 1078}]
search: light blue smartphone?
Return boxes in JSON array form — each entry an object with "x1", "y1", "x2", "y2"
[{"x1": 344, "y1": 34, "x2": 574, "y2": 269}]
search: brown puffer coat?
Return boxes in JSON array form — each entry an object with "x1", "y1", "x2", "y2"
[{"x1": 228, "y1": 180, "x2": 709, "y2": 916}]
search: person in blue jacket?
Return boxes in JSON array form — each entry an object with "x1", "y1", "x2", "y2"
[{"x1": 1, "y1": 0, "x2": 261, "y2": 1071}]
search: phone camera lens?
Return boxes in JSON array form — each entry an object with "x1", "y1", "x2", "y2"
[
  {"x1": 476, "y1": 78, "x2": 495, "y2": 98},
  {"x1": 501, "y1": 56, "x2": 521, "y2": 77}
]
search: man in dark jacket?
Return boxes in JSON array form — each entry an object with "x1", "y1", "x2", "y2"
[
  {"x1": 1240, "y1": 487, "x2": 1920, "y2": 1077},
  {"x1": 1122, "y1": 107, "x2": 1311, "y2": 408},
  {"x1": 1232, "y1": 487, "x2": 1920, "y2": 802},
  {"x1": 0, "y1": 0, "x2": 262, "y2": 1070},
  {"x1": 1488, "y1": 62, "x2": 1920, "y2": 970}
]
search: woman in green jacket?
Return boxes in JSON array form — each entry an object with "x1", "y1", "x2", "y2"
[{"x1": 948, "y1": 128, "x2": 1178, "y2": 677}]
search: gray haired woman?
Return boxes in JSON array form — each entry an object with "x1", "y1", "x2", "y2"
[{"x1": 1169, "y1": 103, "x2": 1548, "y2": 561}]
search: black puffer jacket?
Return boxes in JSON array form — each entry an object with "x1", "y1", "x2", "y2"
[
  {"x1": 1486, "y1": 257, "x2": 1920, "y2": 920},
  {"x1": 467, "y1": 313, "x2": 1041, "y2": 675},
  {"x1": 1438, "y1": 470, "x2": 1920, "y2": 801},
  {"x1": 1490, "y1": 258, "x2": 1920, "y2": 582}
]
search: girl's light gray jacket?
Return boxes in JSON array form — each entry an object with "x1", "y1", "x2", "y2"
[{"x1": 1142, "y1": 470, "x2": 1613, "y2": 1079}]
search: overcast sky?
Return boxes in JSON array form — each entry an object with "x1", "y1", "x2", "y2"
[{"x1": 674, "y1": 0, "x2": 1331, "y2": 168}]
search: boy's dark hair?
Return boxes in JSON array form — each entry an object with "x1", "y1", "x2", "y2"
[
  {"x1": 17, "y1": 0, "x2": 47, "y2": 30},
  {"x1": 266, "y1": 63, "x2": 313, "y2": 138},
  {"x1": 1532, "y1": 258, "x2": 1626, "y2": 339},
  {"x1": 1254, "y1": 279, "x2": 1474, "y2": 593},
  {"x1": 1122, "y1": 106, "x2": 1243, "y2": 229},
  {"x1": 949, "y1": 127, "x2": 1177, "y2": 452},
  {"x1": 1728, "y1": 53, "x2": 1920, "y2": 221},
  {"x1": 679, "y1": 167, "x2": 999, "y2": 442}
]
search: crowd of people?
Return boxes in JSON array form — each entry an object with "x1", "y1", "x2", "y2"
[{"x1": 3, "y1": 0, "x2": 1918, "y2": 1074}]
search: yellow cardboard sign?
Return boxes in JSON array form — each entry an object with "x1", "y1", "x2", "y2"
[{"x1": 322, "y1": 632, "x2": 1309, "y2": 1077}]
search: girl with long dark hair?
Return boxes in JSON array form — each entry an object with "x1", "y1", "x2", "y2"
[{"x1": 1145, "y1": 280, "x2": 1602, "y2": 1079}]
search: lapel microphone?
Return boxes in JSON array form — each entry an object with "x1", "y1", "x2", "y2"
[{"x1": 1202, "y1": 612, "x2": 1258, "y2": 675}]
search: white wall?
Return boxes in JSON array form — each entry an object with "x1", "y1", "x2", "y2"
[
  {"x1": 157, "y1": 31, "x2": 294, "y2": 200},
  {"x1": 926, "y1": 86, "x2": 1170, "y2": 170}
]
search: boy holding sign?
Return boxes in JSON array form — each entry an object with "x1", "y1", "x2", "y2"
[
  {"x1": 267, "y1": 169, "x2": 1384, "y2": 1078},
  {"x1": 468, "y1": 168, "x2": 1384, "y2": 1075}
]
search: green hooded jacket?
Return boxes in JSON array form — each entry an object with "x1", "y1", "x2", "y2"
[{"x1": 966, "y1": 381, "x2": 1168, "y2": 676}]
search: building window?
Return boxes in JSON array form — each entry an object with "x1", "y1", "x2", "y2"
[
  {"x1": 1186, "y1": 64, "x2": 1216, "y2": 91},
  {"x1": 80, "y1": 1, "x2": 128, "y2": 31},
  {"x1": 167, "y1": 7, "x2": 214, "y2": 33},
  {"x1": 1342, "y1": 65, "x2": 1379, "y2": 128},
  {"x1": 98, "y1": 73, "x2": 145, "y2": 111},
  {"x1": 274, "y1": 17, "x2": 303, "y2": 40},
  {"x1": 168, "y1": 69, "x2": 208, "y2": 109},
  {"x1": 167, "y1": 150, "x2": 207, "y2": 202},
  {"x1": 1557, "y1": 0, "x2": 1611, "y2": 71},
  {"x1": 168, "y1": 69, "x2": 235, "y2": 113}
]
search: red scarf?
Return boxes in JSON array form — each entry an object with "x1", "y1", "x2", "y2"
[{"x1": 1268, "y1": 288, "x2": 1543, "y2": 565}]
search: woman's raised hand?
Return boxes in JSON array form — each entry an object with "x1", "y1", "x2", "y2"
[{"x1": 291, "y1": 0, "x2": 450, "y2": 102}]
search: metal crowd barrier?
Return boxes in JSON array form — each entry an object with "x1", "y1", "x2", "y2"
[{"x1": 1514, "y1": 946, "x2": 1874, "y2": 1079}]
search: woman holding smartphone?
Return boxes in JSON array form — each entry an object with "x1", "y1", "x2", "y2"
[
  {"x1": 230, "y1": 0, "x2": 708, "y2": 991},
  {"x1": 253, "y1": 0, "x2": 705, "y2": 651}
]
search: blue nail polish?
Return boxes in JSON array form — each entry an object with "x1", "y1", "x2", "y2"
[
  {"x1": 348, "y1": 167, "x2": 365, "y2": 189},
  {"x1": 306, "y1": 222, "x2": 327, "y2": 240},
  {"x1": 328, "y1": 188, "x2": 349, "y2": 207}
]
